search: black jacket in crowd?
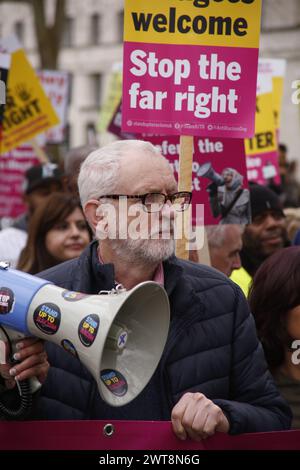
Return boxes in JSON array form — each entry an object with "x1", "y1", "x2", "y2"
[{"x1": 32, "y1": 241, "x2": 291, "y2": 434}]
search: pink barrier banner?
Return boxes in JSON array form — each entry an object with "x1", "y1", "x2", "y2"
[{"x1": 0, "y1": 420, "x2": 299, "y2": 450}]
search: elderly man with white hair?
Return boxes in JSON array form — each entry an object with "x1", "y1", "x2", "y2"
[
  {"x1": 207, "y1": 224, "x2": 243, "y2": 277},
  {"x1": 190, "y1": 225, "x2": 243, "y2": 278},
  {"x1": 0, "y1": 140, "x2": 291, "y2": 438}
]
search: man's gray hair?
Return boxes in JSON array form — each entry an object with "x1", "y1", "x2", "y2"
[
  {"x1": 78, "y1": 140, "x2": 162, "y2": 207},
  {"x1": 206, "y1": 224, "x2": 244, "y2": 248}
]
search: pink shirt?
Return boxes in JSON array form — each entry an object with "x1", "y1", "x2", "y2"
[{"x1": 152, "y1": 263, "x2": 164, "y2": 286}]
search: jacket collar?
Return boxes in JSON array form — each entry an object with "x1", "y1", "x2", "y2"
[
  {"x1": 75, "y1": 241, "x2": 184, "y2": 297},
  {"x1": 70, "y1": 241, "x2": 114, "y2": 294},
  {"x1": 163, "y1": 255, "x2": 184, "y2": 297}
]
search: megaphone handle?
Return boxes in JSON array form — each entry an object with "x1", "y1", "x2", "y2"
[
  {"x1": 0, "y1": 327, "x2": 41, "y2": 393},
  {"x1": 0, "y1": 328, "x2": 39, "y2": 419},
  {"x1": 9, "y1": 356, "x2": 41, "y2": 394},
  {"x1": 10, "y1": 340, "x2": 42, "y2": 394}
]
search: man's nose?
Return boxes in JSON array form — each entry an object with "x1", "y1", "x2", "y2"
[{"x1": 161, "y1": 199, "x2": 176, "y2": 219}]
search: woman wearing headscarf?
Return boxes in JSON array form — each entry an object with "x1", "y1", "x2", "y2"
[{"x1": 208, "y1": 167, "x2": 251, "y2": 224}]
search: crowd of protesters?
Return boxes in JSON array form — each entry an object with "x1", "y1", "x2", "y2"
[{"x1": 0, "y1": 140, "x2": 299, "y2": 434}]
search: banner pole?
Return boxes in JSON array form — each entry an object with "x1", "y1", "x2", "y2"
[
  {"x1": 176, "y1": 135, "x2": 193, "y2": 260},
  {"x1": 198, "y1": 228, "x2": 211, "y2": 266},
  {"x1": 29, "y1": 139, "x2": 49, "y2": 164}
]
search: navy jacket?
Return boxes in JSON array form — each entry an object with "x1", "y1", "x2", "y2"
[{"x1": 35, "y1": 242, "x2": 291, "y2": 434}]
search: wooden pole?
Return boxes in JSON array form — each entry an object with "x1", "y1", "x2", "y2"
[
  {"x1": 175, "y1": 135, "x2": 193, "y2": 260},
  {"x1": 197, "y1": 228, "x2": 211, "y2": 266},
  {"x1": 175, "y1": 135, "x2": 211, "y2": 265},
  {"x1": 29, "y1": 139, "x2": 49, "y2": 164}
]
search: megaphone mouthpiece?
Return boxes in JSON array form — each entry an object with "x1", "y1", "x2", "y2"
[{"x1": 106, "y1": 321, "x2": 129, "y2": 351}]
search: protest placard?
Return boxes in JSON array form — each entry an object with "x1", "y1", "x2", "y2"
[
  {"x1": 108, "y1": 102, "x2": 249, "y2": 226},
  {"x1": 108, "y1": 100, "x2": 136, "y2": 139},
  {"x1": 245, "y1": 72, "x2": 280, "y2": 185},
  {"x1": 143, "y1": 135, "x2": 249, "y2": 226},
  {"x1": 122, "y1": 0, "x2": 261, "y2": 138},
  {"x1": 0, "y1": 145, "x2": 40, "y2": 219},
  {"x1": 37, "y1": 70, "x2": 69, "y2": 144},
  {"x1": 0, "y1": 36, "x2": 59, "y2": 153},
  {"x1": 0, "y1": 52, "x2": 10, "y2": 123},
  {"x1": 98, "y1": 63, "x2": 123, "y2": 134},
  {"x1": 258, "y1": 58, "x2": 286, "y2": 130}
]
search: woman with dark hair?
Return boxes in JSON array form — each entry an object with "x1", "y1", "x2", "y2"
[
  {"x1": 17, "y1": 192, "x2": 92, "y2": 274},
  {"x1": 249, "y1": 246, "x2": 300, "y2": 428}
]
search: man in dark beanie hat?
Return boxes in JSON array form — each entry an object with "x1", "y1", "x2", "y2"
[{"x1": 231, "y1": 183, "x2": 289, "y2": 296}]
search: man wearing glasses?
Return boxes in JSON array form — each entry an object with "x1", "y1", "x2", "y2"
[{"x1": 2, "y1": 140, "x2": 291, "y2": 438}]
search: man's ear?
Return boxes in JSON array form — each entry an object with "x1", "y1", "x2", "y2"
[{"x1": 83, "y1": 200, "x2": 101, "y2": 232}]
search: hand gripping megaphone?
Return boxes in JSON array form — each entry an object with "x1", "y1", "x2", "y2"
[{"x1": 0, "y1": 262, "x2": 170, "y2": 411}]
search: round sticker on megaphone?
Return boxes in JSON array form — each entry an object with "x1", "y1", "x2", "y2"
[
  {"x1": 100, "y1": 369, "x2": 128, "y2": 397},
  {"x1": 0, "y1": 287, "x2": 15, "y2": 315},
  {"x1": 61, "y1": 339, "x2": 78, "y2": 358},
  {"x1": 78, "y1": 314, "x2": 100, "y2": 347},
  {"x1": 33, "y1": 303, "x2": 61, "y2": 335},
  {"x1": 61, "y1": 290, "x2": 89, "y2": 302}
]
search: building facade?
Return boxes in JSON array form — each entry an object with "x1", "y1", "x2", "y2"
[
  {"x1": 261, "y1": 0, "x2": 300, "y2": 164},
  {"x1": 0, "y1": 0, "x2": 124, "y2": 147}
]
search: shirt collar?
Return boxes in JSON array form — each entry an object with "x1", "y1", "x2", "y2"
[{"x1": 152, "y1": 262, "x2": 164, "y2": 286}]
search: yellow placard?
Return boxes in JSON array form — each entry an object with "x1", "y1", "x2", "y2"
[
  {"x1": 98, "y1": 70, "x2": 122, "y2": 133},
  {"x1": 272, "y1": 76, "x2": 284, "y2": 129},
  {"x1": 245, "y1": 92, "x2": 277, "y2": 156},
  {"x1": 1, "y1": 49, "x2": 59, "y2": 154},
  {"x1": 124, "y1": 0, "x2": 261, "y2": 48},
  {"x1": 258, "y1": 58, "x2": 286, "y2": 130}
]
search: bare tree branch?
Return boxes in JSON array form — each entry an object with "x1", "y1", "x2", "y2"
[
  {"x1": 53, "y1": 0, "x2": 66, "y2": 39},
  {"x1": 51, "y1": 0, "x2": 66, "y2": 66}
]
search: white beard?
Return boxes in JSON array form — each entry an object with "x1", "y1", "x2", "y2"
[
  {"x1": 109, "y1": 237, "x2": 175, "y2": 264},
  {"x1": 95, "y1": 207, "x2": 176, "y2": 263}
]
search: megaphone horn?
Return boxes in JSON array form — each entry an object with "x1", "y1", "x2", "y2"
[
  {"x1": 197, "y1": 162, "x2": 224, "y2": 186},
  {"x1": 0, "y1": 263, "x2": 170, "y2": 407}
]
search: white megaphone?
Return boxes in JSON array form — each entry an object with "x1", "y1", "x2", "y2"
[
  {"x1": 197, "y1": 162, "x2": 225, "y2": 186},
  {"x1": 0, "y1": 262, "x2": 170, "y2": 409}
]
